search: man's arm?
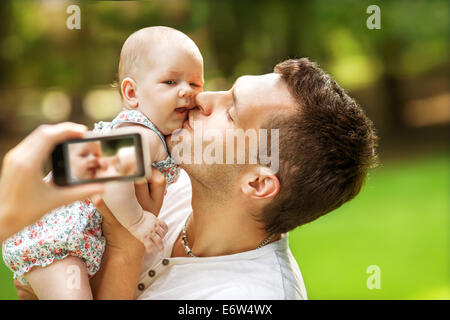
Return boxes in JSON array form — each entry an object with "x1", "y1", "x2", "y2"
[
  {"x1": 89, "y1": 209, "x2": 145, "y2": 300},
  {"x1": 90, "y1": 170, "x2": 166, "y2": 299}
]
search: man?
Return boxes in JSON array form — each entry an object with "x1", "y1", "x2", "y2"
[{"x1": 16, "y1": 58, "x2": 378, "y2": 299}]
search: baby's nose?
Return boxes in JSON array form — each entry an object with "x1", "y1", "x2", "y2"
[
  {"x1": 88, "y1": 155, "x2": 99, "y2": 164},
  {"x1": 178, "y1": 83, "x2": 194, "y2": 98}
]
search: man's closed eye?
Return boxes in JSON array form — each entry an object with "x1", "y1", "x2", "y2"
[{"x1": 226, "y1": 109, "x2": 234, "y2": 122}]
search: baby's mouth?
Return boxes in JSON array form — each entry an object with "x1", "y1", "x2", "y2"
[
  {"x1": 87, "y1": 166, "x2": 98, "y2": 177},
  {"x1": 174, "y1": 106, "x2": 189, "y2": 116}
]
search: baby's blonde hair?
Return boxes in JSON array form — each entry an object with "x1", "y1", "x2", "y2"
[{"x1": 118, "y1": 26, "x2": 202, "y2": 86}]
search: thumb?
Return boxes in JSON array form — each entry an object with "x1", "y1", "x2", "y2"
[{"x1": 54, "y1": 184, "x2": 104, "y2": 205}]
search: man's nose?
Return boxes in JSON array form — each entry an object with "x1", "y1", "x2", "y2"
[{"x1": 195, "y1": 91, "x2": 225, "y2": 116}]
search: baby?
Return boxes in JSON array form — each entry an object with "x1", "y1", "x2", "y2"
[
  {"x1": 2, "y1": 26, "x2": 203, "y2": 299},
  {"x1": 68, "y1": 141, "x2": 102, "y2": 181},
  {"x1": 70, "y1": 142, "x2": 137, "y2": 180}
]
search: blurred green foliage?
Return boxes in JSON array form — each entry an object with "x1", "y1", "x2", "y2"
[{"x1": 0, "y1": 0, "x2": 448, "y2": 137}]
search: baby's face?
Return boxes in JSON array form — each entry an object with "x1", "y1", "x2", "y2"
[
  {"x1": 135, "y1": 46, "x2": 204, "y2": 135},
  {"x1": 69, "y1": 142, "x2": 102, "y2": 180}
]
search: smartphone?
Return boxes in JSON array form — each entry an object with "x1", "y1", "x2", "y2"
[{"x1": 51, "y1": 132, "x2": 147, "y2": 186}]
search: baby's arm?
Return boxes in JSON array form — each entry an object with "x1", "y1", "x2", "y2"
[
  {"x1": 100, "y1": 181, "x2": 143, "y2": 230},
  {"x1": 100, "y1": 128, "x2": 167, "y2": 252},
  {"x1": 25, "y1": 256, "x2": 93, "y2": 300}
]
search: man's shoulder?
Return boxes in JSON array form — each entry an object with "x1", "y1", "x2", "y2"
[
  {"x1": 188, "y1": 239, "x2": 307, "y2": 300},
  {"x1": 188, "y1": 258, "x2": 306, "y2": 300},
  {"x1": 203, "y1": 279, "x2": 283, "y2": 300}
]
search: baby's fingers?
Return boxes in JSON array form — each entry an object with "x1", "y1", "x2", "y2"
[
  {"x1": 144, "y1": 240, "x2": 153, "y2": 253},
  {"x1": 155, "y1": 225, "x2": 167, "y2": 240},
  {"x1": 158, "y1": 220, "x2": 168, "y2": 235},
  {"x1": 151, "y1": 233, "x2": 165, "y2": 252}
]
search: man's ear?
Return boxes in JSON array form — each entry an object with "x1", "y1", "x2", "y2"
[
  {"x1": 241, "y1": 167, "x2": 280, "y2": 200},
  {"x1": 121, "y1": 77, "x2": 139, "y2": 109}
]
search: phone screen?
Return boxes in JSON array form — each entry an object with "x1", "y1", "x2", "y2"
[{"x1": 52, "y1": 133, "x2": 145, "y2": 185}]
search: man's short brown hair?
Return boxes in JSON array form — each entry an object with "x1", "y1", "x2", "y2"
[{"x1": 261, "y1": 58, "x2": 378, "y2": 234}]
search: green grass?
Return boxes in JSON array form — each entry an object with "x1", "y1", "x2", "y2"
[
  {"x1": 289, "y1": 153, "x2": 449, "y2": 299},
  {"x1": 0, "y1": 153, "x2": 448, "y2": 299}
]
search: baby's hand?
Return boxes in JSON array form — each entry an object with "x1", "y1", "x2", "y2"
[{"x1": 128, "y1": 212, "x2": 168, "y2": 252}]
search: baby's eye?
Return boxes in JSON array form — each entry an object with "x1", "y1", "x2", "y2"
[
  {"x1": 164, "y1": 80, "x2": 176, "y2": 85},
  {"x1": 190, "y1": 83, "x2": 201, "y2": 88}
]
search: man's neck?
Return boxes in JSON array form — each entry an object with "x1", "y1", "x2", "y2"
[{"x1": 179, "y1": 180, "x2": 279, "y2": 257}]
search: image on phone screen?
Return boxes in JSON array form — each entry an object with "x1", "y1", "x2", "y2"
[{"x1": 66, "y1": 136, "x2": 139, "y2": 184}]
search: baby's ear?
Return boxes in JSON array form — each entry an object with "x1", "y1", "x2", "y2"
[{"x1": 121, "y1": 77, "x2": 139, "y2": 109}]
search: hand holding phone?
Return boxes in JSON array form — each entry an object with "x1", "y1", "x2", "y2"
[
  {"x1": 52, "y1": 131, "x2": 148, "y2": 186},
  {"x1": 0, "y1": 123, "x2": 105, "y2": 241}
]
